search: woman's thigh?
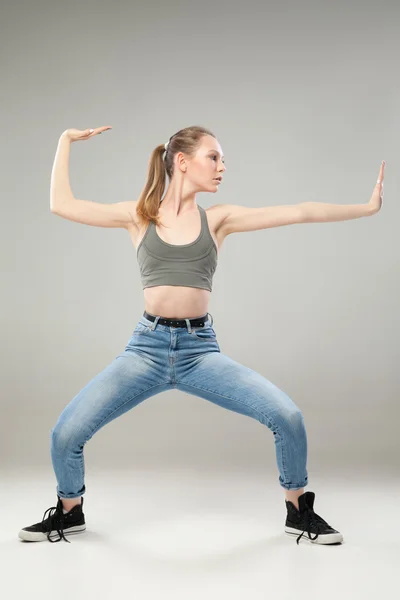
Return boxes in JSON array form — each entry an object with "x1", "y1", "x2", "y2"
[
  {"x1": 175, "y1": 350, "x2": 303, "y2": 431},
  {"x1": 51, "y1": 347, "x2": 172, "y2": 448}
]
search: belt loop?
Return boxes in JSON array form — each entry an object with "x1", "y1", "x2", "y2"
[
  {"x1": 185, "y1": 318, "x2": 192, "y2": 333},
  {"x1": 150, "y1": 315, "x2": 160, "y2": 331},
  {"x1": 207, "y1": 312, "x2": 214, "y2": 327}
]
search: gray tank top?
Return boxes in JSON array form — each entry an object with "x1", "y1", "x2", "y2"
[{"x1": 136, "y1": 204, "x2": 218, "y2": 291}]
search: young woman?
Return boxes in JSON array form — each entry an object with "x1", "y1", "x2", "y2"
[{"x1": 18, "y1": 125, "x2": 384, "y2": 545}]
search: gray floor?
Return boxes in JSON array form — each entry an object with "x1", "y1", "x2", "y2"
[{"x1": 0, "y1": 466, "x2": 398, "y2": 600}]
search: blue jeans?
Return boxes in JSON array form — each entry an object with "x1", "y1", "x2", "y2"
[{"x1": 50, "y1": 312, "x2": 308, "y2": 498}]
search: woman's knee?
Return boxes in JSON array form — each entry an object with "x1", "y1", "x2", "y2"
[
  {"x1": 273, "y1": 406, "x2": 305, "y2": 434},
  {"x1": 50, "y1": 421, "x2": 87, "y2": 452}
]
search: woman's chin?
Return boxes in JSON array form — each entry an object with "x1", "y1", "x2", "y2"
[{"x1": 199, "y1": 182, "x2": 220, "y2": 193}]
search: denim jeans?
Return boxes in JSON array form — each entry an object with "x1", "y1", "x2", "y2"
[{"x1": 50, "y1": 312, "x2": 308, "y2": 498}]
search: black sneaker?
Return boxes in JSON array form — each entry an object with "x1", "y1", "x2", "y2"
[
  {"x1": 285, "y1": 491, "x2": 343, "y2": 545},
  {"x1": 18, "y1": 496, "x2": 86, "y2": 543}
]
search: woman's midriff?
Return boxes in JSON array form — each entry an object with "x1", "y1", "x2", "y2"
[{"x1": 142, "y1": 285, "x2": 211, "y2": 319}]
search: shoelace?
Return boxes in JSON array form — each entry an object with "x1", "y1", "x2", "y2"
[
  {"x1": 296, "y1": 506, "x2": 330, "y2": 545},
  {"x1": 41, "y1": 504, "x2": 70, "y2": 543}
]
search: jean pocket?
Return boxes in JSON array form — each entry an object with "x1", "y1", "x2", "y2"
[
  {"x1": 133, "y1": 322, "x2": 153, "y2": 335},
  {"x1": 190, "y1": 326, "x2": 217, "y2": 340}
]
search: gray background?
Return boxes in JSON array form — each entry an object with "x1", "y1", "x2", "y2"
[{"x1": 1, "y1": 0, "x2": 398, "y2": 481}]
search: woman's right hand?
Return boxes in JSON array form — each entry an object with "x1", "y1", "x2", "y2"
[{"x1": 61, "y1": 126, "x2": 112, "y2": 142}]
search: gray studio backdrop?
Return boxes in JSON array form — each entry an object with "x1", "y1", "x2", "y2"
[{"x1": 1, "y1": 1, "x2": 398, "y2": 479}]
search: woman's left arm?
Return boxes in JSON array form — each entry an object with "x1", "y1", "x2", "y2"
[{"x1": 218, "y1": 161, "x2": 385, "y2": 236}]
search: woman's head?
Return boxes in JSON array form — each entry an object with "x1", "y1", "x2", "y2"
[{"x1": 136, "y1": 125, "x2": 226, "y2": 228}]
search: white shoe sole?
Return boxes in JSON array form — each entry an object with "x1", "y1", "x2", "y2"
[
  {"x1": 285, "y1": 526, "x2": 343, "y2": 544},
  {"x1": 18, "y1": 524, "x2": 86, "y2": 542}
]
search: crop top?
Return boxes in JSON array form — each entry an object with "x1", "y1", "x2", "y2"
[{"x1": 136, "y1": 204, "x2": 218, "y2": 291}]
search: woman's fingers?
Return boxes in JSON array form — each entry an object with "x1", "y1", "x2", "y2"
[
  {"x1": 377, "y1": 161, "x2": 385, "y2": 185},
  {"x1": 89, "y1": 126, "x2": 112, "y2": 136}
]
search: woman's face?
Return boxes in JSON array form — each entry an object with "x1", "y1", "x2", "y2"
[{"x1": 184, "y1": 135, "x2": 226, "y2": 193}]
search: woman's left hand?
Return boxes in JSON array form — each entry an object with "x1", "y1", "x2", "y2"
[{"x1": 367, "y1": 161, "x2": 385, "y2": 215}]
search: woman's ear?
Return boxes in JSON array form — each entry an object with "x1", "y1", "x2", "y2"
[{"x1": 176, "y1": 151, "x2": 188, "y2": 173}]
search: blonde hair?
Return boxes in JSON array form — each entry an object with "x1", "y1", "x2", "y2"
[{"x1": 135, "y1": 125, "x2": 216, "y2": 229}]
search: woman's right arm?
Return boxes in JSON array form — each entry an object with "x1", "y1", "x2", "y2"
[{"x1": 50, "y1": 129, "x2": 138, "y2": 229}]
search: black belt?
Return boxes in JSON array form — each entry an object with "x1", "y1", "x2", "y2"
[{"x1": 143, "y1": 310, "x2": 208, "y2": 328}]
